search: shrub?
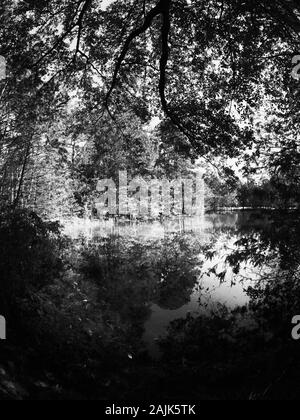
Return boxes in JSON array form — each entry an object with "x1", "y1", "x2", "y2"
[{"x1": 0, "y1": 207, "x2": 63, "y2": 312}]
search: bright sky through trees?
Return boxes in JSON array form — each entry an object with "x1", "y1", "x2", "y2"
[{"x1": 101, "y1": 0, "x2": 115, "y2": 10}]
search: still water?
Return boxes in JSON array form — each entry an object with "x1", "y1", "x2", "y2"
[{"x1": 64, "y1": 211, "x2": 274, "y2": 358}]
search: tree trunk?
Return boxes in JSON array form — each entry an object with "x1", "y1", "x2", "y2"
[{"x1": 13, "y1": 141, "x2": 31, "y2": 209}]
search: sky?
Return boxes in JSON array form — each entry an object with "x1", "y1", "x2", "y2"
[{"x1": 101, "y1": 0, "x2": 115, "y2": 10}]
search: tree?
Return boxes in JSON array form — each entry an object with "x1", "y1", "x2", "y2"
[{"x1": 1, "y1": 0, "x2": 300, "y2": 215}]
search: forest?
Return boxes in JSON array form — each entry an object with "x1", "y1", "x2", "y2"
[{"x1": 0, "y1": 0, "x2": 300, "y2": 401}]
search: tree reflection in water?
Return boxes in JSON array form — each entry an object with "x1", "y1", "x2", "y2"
[
  {"x1": 79, "y1": 210, "x2": 300, "y2": 398},
  {"x1": 157, "y1": 210, "x2": 300, "y2": 400},
  {"x1": 4, "y1": 210, "x2": 300, "y2": 399}
]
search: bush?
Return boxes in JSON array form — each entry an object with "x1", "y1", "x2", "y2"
[{"x1": 0, "y1": 207, "x2": 63, "y2": 313}]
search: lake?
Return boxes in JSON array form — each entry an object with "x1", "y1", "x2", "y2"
[{"x1": 63, "y1": 210, "x2": 286, "y2": 359}]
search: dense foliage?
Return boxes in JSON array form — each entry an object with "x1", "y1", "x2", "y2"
[
  {"x1": 0, "y1": 0, "x2": 300, "y2": 401},
  {"x1": 0, "y1": 0, "x2": 300, "y2": 214}
]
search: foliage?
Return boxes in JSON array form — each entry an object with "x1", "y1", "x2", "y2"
[
  {"x1": 1, "y1": 0, "x2": 300, "y2": 401},
  {"x1": 0, "y1": 208, "x2": 63, "y2": 312},
  {"x1": 1, "y1": 1, "x2": 300, "y2": 214}
]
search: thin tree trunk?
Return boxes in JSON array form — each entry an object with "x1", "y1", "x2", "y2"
[{"x1": 13, "y1": 141, "x2": 31, "y2": 209}]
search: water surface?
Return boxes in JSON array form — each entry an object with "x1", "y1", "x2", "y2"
[{"x1": 64, "y1": 210, "x2": 276, "y2": 358}]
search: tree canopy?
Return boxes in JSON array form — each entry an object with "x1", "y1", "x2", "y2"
[{"x1": 0, "y1": 0, "x2": 300, "y2": 213}]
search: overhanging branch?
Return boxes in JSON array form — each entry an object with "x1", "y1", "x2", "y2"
[
  {"x1": 105, "y1": 0, "x2": 165, "y2": 108},
  {"x1": 104, "y1": 0, "x2": 210, "y2": 155}
]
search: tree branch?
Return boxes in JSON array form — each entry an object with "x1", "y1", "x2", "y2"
[
  {"x1": 105, "y1": 0, "x2": 165, "y2": 109},
  {"x1": 104, "y1": 0, "x2": 211, "y2": 156},
  {"x1": 32, "y1": 0, "x2": 92, "y2": 68}
]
